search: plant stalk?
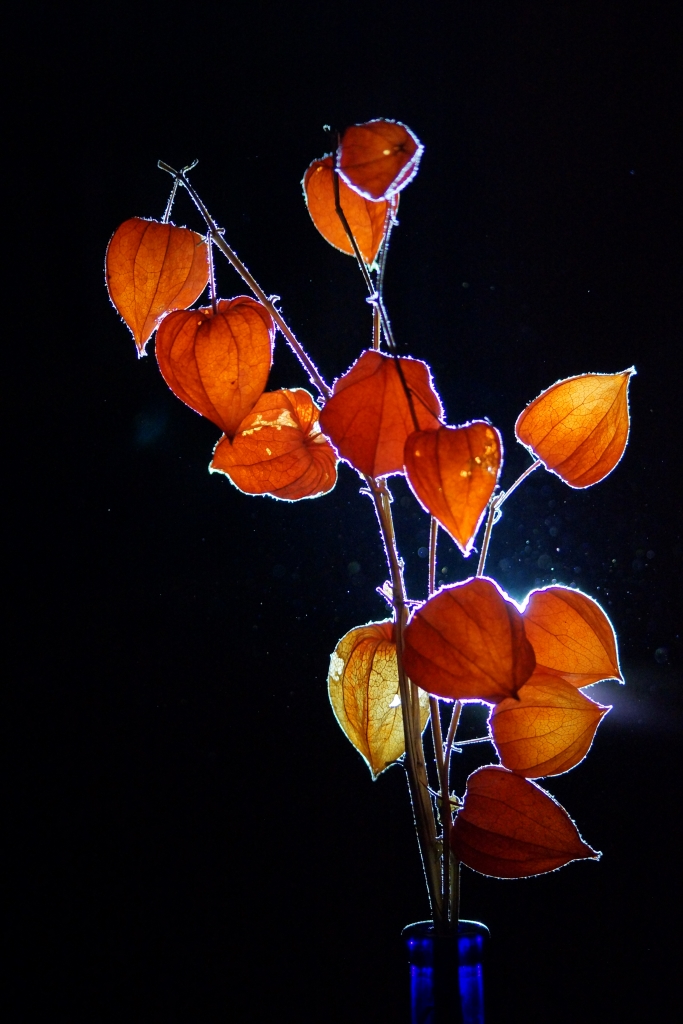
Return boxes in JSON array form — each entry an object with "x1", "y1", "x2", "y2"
[
  {"x1": 368, "y1": 477, "x2": 442, "y2": 922},
  {"x1": 157, "y1": 161, "x2": 332, "y2": 401},
  {"x1": 331, "y1": 147, "x2": 397, "y2": 351},
  {"x1": 206, "y1": 236, "x2": 217, "y2": 315},
  {"x1": 476, "y1": 458, "x2": 542, "y2": 576},
  {"x1": 427, "y1": 516, "x2": 455, "y2": 931}
]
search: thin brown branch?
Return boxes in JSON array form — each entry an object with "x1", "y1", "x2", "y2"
[
  {"x1": 158, "y1": 160, "x2": 332, "y2": 401},
  {"x1": 367, "y1": 476, "x2": 442, "y2": 922}
]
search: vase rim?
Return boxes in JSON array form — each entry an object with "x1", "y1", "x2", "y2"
[{"x1": 401, "y1": 919, "x2": 490, "y2": 939}]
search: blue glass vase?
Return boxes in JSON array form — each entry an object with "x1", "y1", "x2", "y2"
[{"x1": 403, "y1": 920, "x2": 489, "y2": 1024}]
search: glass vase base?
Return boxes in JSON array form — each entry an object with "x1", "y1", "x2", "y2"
[{"x1": 403, "y1": 919, "x2": 489, "y2": 1024}]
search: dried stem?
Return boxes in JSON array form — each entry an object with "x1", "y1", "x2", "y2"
[
  {"x1": 428, "y1": 516, "x2": 438, "y2": 596},
  {"x1": 372, "y1": 303, "x2": 381, "y2": 351},
  {"x1": 428, "y1": 517, "x2": 446, "y2": 818},
  {"x1": 392, "y1": 358, "x2": 421, "y2": 432},
  {"x1": 444, "y1": 696, "x2": 463, "y2": 928},
  {"x1": 162, "y1": 178, "x2": 179, "y2": 224},
  {"x1": 375, "y1": 199, "x2": 398, "y2": 350},
  {"x1": 368, "y1": 476, "x2": 442, "y2": 922},
  {"x1": 430, "y1": 697, "x2": 444, "y2": 777},
  {"x1": 426, "y1": 514, "x2": 457, "y2": 930},
  {"x1": 443, "y1": 702, "x2": 463, "y2": 776},
  {"x1": 331, "y1": 145, "x2": 397, "y2": 351},
  {"x1": 452, "y1": 735, "x2": 493, "y2": 747},
  {"x1": 206, "y1": 236, "x2": 217, "y2": 315},
  {"x1": 476, "y1": 458, "x2": 542, "y2": 577},
  {"x1": 157, "y1": 161, "x2": 331, "y2": 401},
  {"x1": 331, "y1": 147, "x2": 375, "y2": 295},
  {"x1": 427, "y1": 516, "x2": 447, "y2": 804},
  {"x1": 497, "y1": 458, "x2": 542, "y2": 509},
  {"x1": 443, "y1": 698, "x2": 462, "y2": 930},
  {"x1": 476, "y1": 499, "x2": 497, "y2": 578}
]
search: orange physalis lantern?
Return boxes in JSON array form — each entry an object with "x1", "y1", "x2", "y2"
[
  {"x1": 490, "y1": 677, "x2": 611, "y2": 778},
  {"x1": 337, "y1": 119, "x2": 424, "y2": 201},
  {"x1": 210, "y1": 389, "x2": 338, "y2": 501},
  {"x1": 319, "y1": 350, "x2": 442, "y2": 478},
  {"x1": 303, "y1": 156, "x2": 395, "y2": 265},
  {"x1": 451, "y1": 766, "x2": 599, "y2": 878},
  {"x1": 403, "y1": 577, "x2": 536, "y2": 703},
  {"x1": 515, "y1": 369, "x2": 635, "y2": 487},
  {"x1": 155, "y1": 296, "x2": 274, "y2": 439},
  {"x1": 105, "y1": 217, "x2": 209, "y2": 356},
  {"x1": 404, "y1": 422, "x2": 503, "y2": 556},
  {"x1": 327, "y1": 621, "x2": 430, "y2": 779},
  {"x1": 522, "y1": 585, "x2": 622, "y2": 687}
]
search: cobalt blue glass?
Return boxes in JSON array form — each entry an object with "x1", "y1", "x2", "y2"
[{"x1": 403, "y1": 920, "x2": 489, "y2": 1024}]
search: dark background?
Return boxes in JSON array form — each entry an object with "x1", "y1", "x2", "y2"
[{"x1": 11, "y1": 1, "x2": 680, "y2": 1021}]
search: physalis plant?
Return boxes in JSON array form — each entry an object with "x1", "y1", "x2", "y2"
[{"x1": 106, "y1": 119, "x2": 633, "y2": 931}]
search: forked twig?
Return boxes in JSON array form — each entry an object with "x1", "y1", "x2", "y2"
[{"x1": 158, "y1": 160, "x2": 332, "y2": 401}]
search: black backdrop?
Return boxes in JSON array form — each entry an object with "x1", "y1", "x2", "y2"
[{"x1": 11, "y1": 2, "x2": 680, "y2": 1021}]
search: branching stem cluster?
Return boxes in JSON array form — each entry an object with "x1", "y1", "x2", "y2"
[{"x1": 157, "y1": 159, "x2": 538, "y2": 934}]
